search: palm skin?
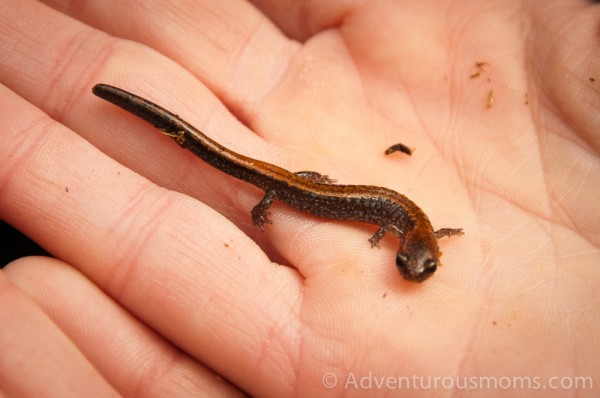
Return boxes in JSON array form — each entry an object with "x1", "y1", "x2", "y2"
[{"x1": 0, "y1": 1, "x2": 598, "y2": 397}]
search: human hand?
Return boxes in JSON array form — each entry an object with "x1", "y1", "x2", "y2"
[{"x1": 1, "y1": 1, "x2": 598, "y2": 397}]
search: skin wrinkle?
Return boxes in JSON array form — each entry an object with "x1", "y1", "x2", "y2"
[
  {"x1": 450, "y1": 207, "x2": 501, "y2": 397},
  {"x1": 542, "y1": 23, "x2": 594, "y2": 211},
  {"x1": 468, "y1": 182, "x2": 564, "y2": 237},
  {"x1": 190, "y1": 6, "x2": 296, "y2": 130},
  {"x1": 540, "y1": 112, "x2": 600, "y2": 245},
  {"x1": 547, "y1": 80, "x2": 599, "y2": 157},
  {"x1": 450, "y1": 250, "x2": 561, "y2": 397},
  {"x1": 447, "y1": 326, "x2": 479, "y2": 397},
  {"x1": 335, "y1": 27, "x2": 373, "y2": 122},
  {"x1": 42, "y1": 32, "x2": 89, "y2": 119},
  {"x1": 228, "y1": 19, "x2": 293, "y2": 126},
  {"x1": 275, "y1": 215, "x2": 323, "y2": 269},
  {"x1": 229, "y1": 262, "x2": 303, "y2": 394},
  {"x1": 552, "y1": 96, "x2": 600, "y2": 159},
  {"x1": 455, "y1": 67, "x2": 553, "y2": 231},
  {"x1": 130, "y1": 343, "x2": 179, "y2": 398},
  {"x1": 533, "y1": 6, "x2": 600, "y2": 155},
  {"x1": 64, "y1": 36, "x2": 117, "y2": 124},
  {"x1": 41, "y1": 31, "x2": 114, "y2": 126},
  {"x1": 251, "y1": 310, "x2": 298, "y2": 392},
  {"x1": 550, "y1": 185, "x2": 596, "y2": 246},
  {"x1": 225, "y1": 18, "x2": 263, "y2": 121},
  {"x1": 0, "y1": 112, "x2": 53, "y2": 199},
  {"x1": 101, "y1": 186, "x2": 180, "y2": 297}
]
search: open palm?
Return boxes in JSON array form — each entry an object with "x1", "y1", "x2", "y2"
[{"x1": 1, "y1": 1, "x2": 598, "y2": 397}]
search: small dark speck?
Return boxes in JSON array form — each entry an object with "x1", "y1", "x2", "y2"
[
  {"x1": 65, "y1": 186, "x2": 69, "y2": 193},
  {"x1": 382, "y1": 292, "x2": 387, "y2": 298},
  {"x1": 590, "y1": 77, "x2": 596, "y2": 82},
  {"x1": 492, "y1": 321, "x2": 497, "y2": 325},
  {"x1": 224, "y1": 243, "x2": 229, "y2": 248},
  {"x1": 470, "y1": 61, "x2": 488, "y2": 78}
]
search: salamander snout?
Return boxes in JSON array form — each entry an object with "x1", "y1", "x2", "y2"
[{"x1": 395, "y1": 249, "x2": 438, "y2": 283}]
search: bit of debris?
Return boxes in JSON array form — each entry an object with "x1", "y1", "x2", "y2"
[
  {"x1": 487, "y1": 90, "x2": 496, "y2": 108},
  {"x1": 385, "y1": 143, "x2": 414, "y2": 156},
  {"x1": 470, "y1": 61, "x2": 488, "y2": 78}
]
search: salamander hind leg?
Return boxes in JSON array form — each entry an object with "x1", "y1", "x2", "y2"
[
  {"x1": 368, "y1": 225, "x2": 404, "y2": 248},
  {"x1": 295, "y1": 171, "x2": 336, "y2": 184},
  {"x1": 434, "y1": 228, "x2": 464, "y2": 239},
  {"x1": 251, "y1": 190, "x2": 277, "y2": 231}
]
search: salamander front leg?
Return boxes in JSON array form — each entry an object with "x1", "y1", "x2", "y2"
[
  {"x1": 251, "y1": 190, "x2": 277, "y2": 231},
  {"x1": 368, "y1": 225, "x2": 404, "y2": 248},
  {"x1": 434, "y1": 228, "x2": 464, "y2": 239}
]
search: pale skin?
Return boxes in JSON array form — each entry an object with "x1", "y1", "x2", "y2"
[{"x1": 0, "y1": 1, "x2": 599, "y2": 397}]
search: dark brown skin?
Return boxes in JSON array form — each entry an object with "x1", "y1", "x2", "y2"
[{"x1": 92, "y1": 84, "x2": 463, "y2": 282}]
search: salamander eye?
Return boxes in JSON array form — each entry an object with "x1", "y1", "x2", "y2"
[
  {"x1": 396, "y1": 253, "x2": 409, "y2": 269},
  {"x1": 423, "y1": 259, "x2": 437, "y2": 274}
]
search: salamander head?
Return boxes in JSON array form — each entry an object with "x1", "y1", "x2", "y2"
[{"x1": 395, "y1": 232, "x2": 440, "y2": 283}]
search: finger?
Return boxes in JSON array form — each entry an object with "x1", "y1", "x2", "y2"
[
  {"x1": 0, "y1": 0, "x2": 281, "y2": 230},
  {"x1": 4, "y1": 256, "x2": 245, "y2": 397},
  {"x1": 249, "y1": 0, "x2": 355, "y2": 40},
  {"x1": 0, "y1": 270, "x2": 119, "y2": 397},
  {"x1": 40, "y1": 0, "x2": 297, "y2": 122},
  {"x1": 0, "y1": 84, "x2": 302, "y2": 395}
]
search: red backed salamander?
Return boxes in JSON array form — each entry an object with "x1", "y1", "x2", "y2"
[{"x1": 92, "y1": 84, "x2": 463, "y2": 282}]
